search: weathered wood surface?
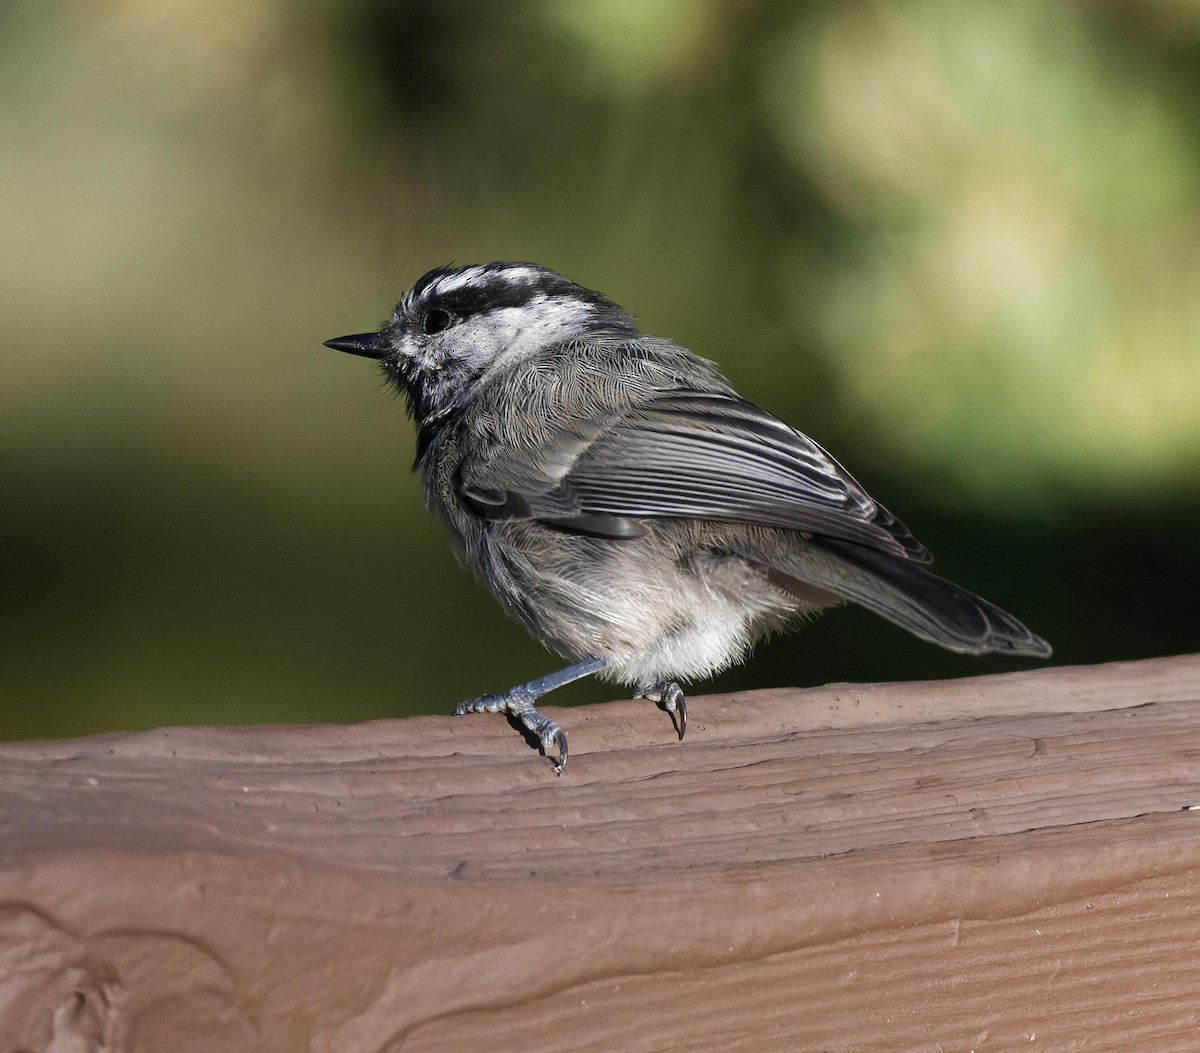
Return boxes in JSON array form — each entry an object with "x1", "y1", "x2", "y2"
[{"x1": 2, "y1": 654, "x2": 1200, "y2": 1052}]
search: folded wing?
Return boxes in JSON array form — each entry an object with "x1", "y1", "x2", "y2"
[{"x1": 461, "y1": 390, "x2": 930, "y2": 562}]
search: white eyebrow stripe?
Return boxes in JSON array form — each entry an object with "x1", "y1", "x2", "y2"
[
  {"x1": 430, "y1": 265, "x2": 540, "y2": 298},
  {"x1": 428, "y1": 267, "x2": 485, "y2": 296}
]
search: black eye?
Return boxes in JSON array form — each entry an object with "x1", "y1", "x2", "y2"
[{"x1": 422, "y1": 308, "x2": 454, "y2": 335}]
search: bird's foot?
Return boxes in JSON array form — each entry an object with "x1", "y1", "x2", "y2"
[
  {"x1": 452, "y1": 658, "x2": 606, "y2": 773},
  {"x1": 634, "y1": 680, "x2": 688, "y2": 740},
  {"x1": 454, "y1": 689, "x2": 569, "y2": 773}
]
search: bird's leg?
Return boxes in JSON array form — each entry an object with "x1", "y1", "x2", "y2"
[
  {"x1": 634, "y1": 680, "x2": 688, "y2": 740},
  {"x1": 453, "y1": 657, "x2": 607, "y2": 773}
]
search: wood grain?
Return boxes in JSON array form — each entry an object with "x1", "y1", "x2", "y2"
[{"x1": 2, "y1": 654, "x2": 1199, "y2": 1051}]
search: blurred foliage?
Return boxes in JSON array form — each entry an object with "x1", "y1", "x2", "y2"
[{"x1": 2, "y1": 0, "x2": 1198, "y2": 740}]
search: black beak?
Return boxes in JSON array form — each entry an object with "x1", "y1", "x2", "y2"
[{"x1": 324, "y1": 331, "x2": 388, "y2": 360}]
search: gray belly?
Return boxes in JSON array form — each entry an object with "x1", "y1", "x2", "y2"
[{"x1": 472, "y1": 519, "x2": 838, "y2": 686}]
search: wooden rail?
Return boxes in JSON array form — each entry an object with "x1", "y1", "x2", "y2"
[{"x1": 2, "y1": 654, "x2": 1199, "y2": 1051}]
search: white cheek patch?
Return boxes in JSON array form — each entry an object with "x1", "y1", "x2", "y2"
[
  {"x1": 491, "y1": 297, "x2": 593, "y2": 355},
  {"x1": 450, "y1": 296, "x2": 594, "y2": 369}
]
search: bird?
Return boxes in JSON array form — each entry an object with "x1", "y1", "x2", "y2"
[{"x1": 326, "y1": 261, "x2": 1051, "y2": 771}]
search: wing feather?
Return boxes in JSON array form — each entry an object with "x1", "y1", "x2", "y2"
[
  {"x1": 462, "y1": 388, "x2": 929, "y2": 562},
  {"x1": 562, "y1": 393, "x2": 929, "y2": 560}
]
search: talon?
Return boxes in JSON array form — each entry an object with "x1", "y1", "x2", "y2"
[
  {"x1": 447, "y1": 660, "x2": 603, "y2": 769},
  {"x1": 528, "y1": 712, "x2": 568, "y2": 773},
  {"x1": 530, "y1": 714, "x2": 571, "y2": 777},
  {"x1": 546, "y1": 725, "x2": 569, "y2": 774},
  {"x1": 661, "y1": 682, "x2": 687, "y2": 740},
  {"x1": 635, "y1": 680, "x2": 688, "y2": 741},
  {"x1": 454, "y1": 688, "x2": 570, "y2": 772}
]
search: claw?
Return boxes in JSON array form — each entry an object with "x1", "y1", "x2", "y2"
[
  {"x1": 672, "y1": 696, "x2": 687, "y2": 740},
  {"x1": 448, "y1": 658, "x2": 604, "y2": 771},
  {"x1": 544, "y1": 724, "x2": 569, "y2": 774},
  {"x1": 635, "y1": 680, "x2": 688, "y2": 741},
  {"x1": 660, "y1": 682, "x2": 687, "y2": 740},
  {"x1": 521, "y1": 705, "x2": 569, "y2": 773},
  {"x1": 452, "y1": 689, "x2": 569, "y2": 772}
]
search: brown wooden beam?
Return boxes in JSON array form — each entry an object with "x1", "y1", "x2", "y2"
[{"x1": 2, "y1": 654, "x2": 1199, "y2": 1051}]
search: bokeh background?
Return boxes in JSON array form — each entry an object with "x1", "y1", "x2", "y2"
[{"x1": 3, "y1": 0, "x2": 1198, "y2": 740}]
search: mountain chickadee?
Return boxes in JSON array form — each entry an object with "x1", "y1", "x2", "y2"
[{"x1": 327, "y1": 262, "x2": 1051, "y2": 771}]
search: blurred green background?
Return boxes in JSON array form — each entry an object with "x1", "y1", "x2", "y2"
[{"x1": 3, "y1": 0, "x2": 1198, "y2": 741}]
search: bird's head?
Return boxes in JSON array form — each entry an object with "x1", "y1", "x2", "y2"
[{"x1": 325, "y1": 262, "x2": 636, "y2": 424}]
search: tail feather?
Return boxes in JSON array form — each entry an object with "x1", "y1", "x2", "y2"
[{"x1": 808, "y1": 539, "x2": 1052, "y2": 658}]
